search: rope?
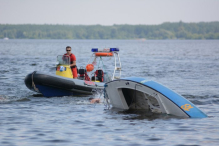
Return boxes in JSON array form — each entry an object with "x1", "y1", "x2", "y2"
[
  {"x1": 91, "y1": 88, "x2": 103, "y2": 106},
  {"x1": 99, "y1": 56, "x2": 113, "y2": 82},
  {"x1": 97, "y1": 56, "x2": 101, "y2": 69},
  {"x1": 32, "y1": 71, "x2": 39, "y2": 92},
  {"x1": 103, "y1": 86, "x2": 110, "y2": 109}
]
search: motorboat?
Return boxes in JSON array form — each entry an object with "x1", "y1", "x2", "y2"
[
  {"x1": 104, "y1": 77, "x2": 207, "y2": 118},
  {"x1": 25, "y1": 48, "x2": 121, "y2": 97}
]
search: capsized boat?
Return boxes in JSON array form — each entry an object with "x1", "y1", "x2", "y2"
[
  {"x1": 25, "y1": 48, "x2": 121, "y2": 97},
  {"x1": 104, "y1": 77, "x2": 207, "y2": 118}
]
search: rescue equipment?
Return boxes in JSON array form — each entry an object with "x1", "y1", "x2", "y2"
[
  {"x1": 86, "y1": 64, "x2": 94, "y2": 72},
  {"x1": 95, "y1": 52, "x2": 113, "y2": 56}
]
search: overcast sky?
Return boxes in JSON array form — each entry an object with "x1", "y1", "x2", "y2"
[{"x1": 0, "y1": 0, "x2": 219, "y2": 25}]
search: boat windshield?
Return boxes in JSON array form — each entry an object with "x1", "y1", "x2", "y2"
[{"x1": 57, "y1": 55, "x2": 70, "y2": 65}]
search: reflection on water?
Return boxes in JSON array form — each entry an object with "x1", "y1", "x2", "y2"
[
  {"x1": 106, "y1": 108, "x2": 183, "y2": 121},
  {"x1": 0, "y1": 40, "x2": 219, "y2": 145},
  {"x1": 120, "y1": 109, "x2": 183, "y2": 120}
]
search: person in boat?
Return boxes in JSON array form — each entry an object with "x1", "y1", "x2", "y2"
[
  {"x1": 64, "y1": 46, "x2": 78, "y2": 79},
  {"x1": 89, "y1": 98, "x2": 101, "y2": 104}
]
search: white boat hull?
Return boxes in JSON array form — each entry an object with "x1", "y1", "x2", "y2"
[{"x1": 104, "y1": 77, "x2": 207, "y2": 118}]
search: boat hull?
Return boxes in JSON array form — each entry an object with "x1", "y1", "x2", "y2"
[
  {"x1": 25, "y1": 71, "x2": 104, "y2": 97},
  {"x1": 104, "y1": 77, "x2": 207, "y2": 118}
]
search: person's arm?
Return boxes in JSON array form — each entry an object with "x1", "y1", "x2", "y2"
[
  {"x1": 70, "y1": 61, "x2": 76, "y2": 67},
  {"x1": 90, "y1": 98, "x2": 101, "y2": 103}
]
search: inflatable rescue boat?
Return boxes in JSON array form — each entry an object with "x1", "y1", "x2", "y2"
[{"x1": 25, "y1": 48, "x2": 121, "y2": 97}]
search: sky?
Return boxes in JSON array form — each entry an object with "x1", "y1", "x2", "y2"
[{"x1": 0, "y1": 0, "x2": 219, "y2": 25}]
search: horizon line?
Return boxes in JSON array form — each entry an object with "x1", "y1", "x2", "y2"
[{"x1": 1, "y1": 21, "x2": 219, "y2": 26}]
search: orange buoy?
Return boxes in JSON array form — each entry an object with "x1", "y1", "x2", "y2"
[
  {"x1": 86, "y1": 64, "x2": 94, "y2": 72},
  {"x1": 95, "y1": 52, "x2": 113, "y2": 56}
]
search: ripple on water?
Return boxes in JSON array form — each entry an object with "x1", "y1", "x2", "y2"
[
  {"x1": 42, "y1": 139, "x2": 70, "y2": 143},
  {"x1": 0, "y1": 40, "x2": 219, "y2": 146},
  {"x1": 0, "y1": 95, "x2": 30, "y2": 104}
]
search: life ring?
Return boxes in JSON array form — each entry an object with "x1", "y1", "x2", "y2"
[{"x1": 95, "y1": 52, "x2": 113, "y2": 56}]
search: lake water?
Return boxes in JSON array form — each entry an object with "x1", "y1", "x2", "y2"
[{"x1": 0, "y1": 39, "x2": 219, "y2": 146}]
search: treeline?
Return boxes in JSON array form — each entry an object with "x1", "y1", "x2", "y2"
[{"x1": 0, "y1": 21, "x2": 219, "y2": 39}]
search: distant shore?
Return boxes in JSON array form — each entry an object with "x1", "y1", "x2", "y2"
[{"x1": 1, "y1": 21, "x2": 219, "y2": 39}]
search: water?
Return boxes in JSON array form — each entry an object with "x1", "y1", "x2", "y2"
[{"x1": 0, "y1": 39, "x2": 219, "y2": 146}]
